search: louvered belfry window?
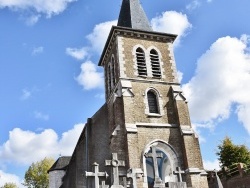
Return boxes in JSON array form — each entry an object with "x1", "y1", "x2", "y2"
[
  {"x1": 150, "y1": 49, "x2": 161, "y2": 78},
  {"x1": 147, "y1": 90, "x2": 159, "y2": 113},
  {"x1": 136, "y1": 48, "x2": 147, "y2": 76}
]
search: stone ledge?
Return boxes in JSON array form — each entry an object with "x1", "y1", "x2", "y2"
[
  {"x1": 185, "y1": 168, "x2": 207, "y2": 175},
  {"x1": 180, "y1": 125, "x2": 194, "y2": 135},
  {"x1": 126, "y1": 123, "x2": 178, "y2": 133}
]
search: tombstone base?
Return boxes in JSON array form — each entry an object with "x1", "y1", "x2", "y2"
[
  {"x1": 152, "y1": 177, "x2": 165, "y2": 188},
  {"x1": 168, "y1": 182, "x2": 187, "y2": 188},
  {"x1": 153, "y1": 184, "x2": 165, "y2": 188},
  {"x1": 110, "y1": 185, "x2": 124, "y2": 188}
]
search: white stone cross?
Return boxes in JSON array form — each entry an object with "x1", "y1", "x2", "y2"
[
  {"x1": 173, "y1": 167, "x2": 185, "y2": 182},
  {"x1": 105, "y1": 153, "x2": 125, "y2": 186},
  {"x1": 144, "y1": 146, "x2": 164, "y2": 187},
  {"x1": 85, "y1": 162, "x2": 109, "y2": 188},
  {"x1": 127, "y1": 168, "x2": 143, "y2": 188}
]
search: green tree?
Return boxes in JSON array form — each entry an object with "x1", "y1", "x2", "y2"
[
  {"x1": 0, "y1": 183, "x2": 18, "y2": 188},
  {"x1": 23, "y1": 157, "x2": 55, "y2": 188},
  {"x1": 216, "y1": 137, "x2": 250, "y2": 168}
]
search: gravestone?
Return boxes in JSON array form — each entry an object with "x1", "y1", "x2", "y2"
[
  {"x1": 173, "y1": 167, "x2": 185, "y2": 182},
  {"x1": 168, "y1": 167, "x2": 187, "y2": 188},
  {"x1": 127, "y1": 168, "x2": 143, "y2": 188},
  {"x1": 144, "y1": 146, "x2": 165, "y2": 187},
  {"x1": 105, "y1": 153, "x2": 125, "y2": 188},
  {"x1": 85, "y1": 162, "x2": 109, "y2": 188}
]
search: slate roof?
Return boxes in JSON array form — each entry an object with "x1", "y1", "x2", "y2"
[
  {"x1": 48, "y1": 156, "x2": 71, "y2": 172},
  {"x1": 117, "y1": 0, "x2": 152, "y2": 31}
]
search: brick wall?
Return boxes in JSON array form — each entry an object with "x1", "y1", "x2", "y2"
[
  {"x1": 61, "y1": 105, "x2": 111, "y2": 188},
  {"x1": 121, "y1": 36, "x2": 176, "y2": 82}
]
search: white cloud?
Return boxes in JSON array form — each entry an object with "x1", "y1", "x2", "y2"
[
  {"x1": 20, "y1": 89, "x2": 31, "y2": 100},
  {"x1": 237, "y1": 104, "x2": 250, "y2": 134},
  {"x1": 76, "y1": 61, "x2": 103, "y2": 90},
  {"x1": 66, "y1": 20, "x2": 115, "y2": 90},
  {"x1": 86, "y1": 20, "x2": 117, "y2": 54},
  {"x1": 0, "y1": 0, "x2": 76, "y2": 18},
  {"x1": 177, "y1": 71, "x2": 183, "y2": 83},
  {"x1": 25, "y1": 14, "x2": 41, "y2": 26},
  {"x1": 0, "y1": 170, "x2": 24, "y2": 188},
  {"x1": 34, "y1": 111, "x2": 49, "y2": 121},
  {"x1": 151, "y1": 11, "x2": 192, "y2": 46},
  {"x1": 0, "y1": 124, "x2": 85, "y2": 165},
  {"x1": 186, "y1": 0, "x2": 201, "y2": 11},
  {"x1": 32, "y1": 46, "x2": 44, "y2": 55},
  {"x1": 58, "y1": 123, "x2": 85, "y2": 154},
  {"x1": 183, "y1": 35, "x2": 250, "y2": 133},
  {"x1": 66, "y1": 47, "x2": 88, "y2": 60},
  {"x1": 20, "y1": 87, "x2": 39, "y2": 100},
  {"x1": 192, "y1": 122, "x2": 214, "y2": 143},
  {"x1": 203, "y1": 159, "x2": 220, "y2": 170}
]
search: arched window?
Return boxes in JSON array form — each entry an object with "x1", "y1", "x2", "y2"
[
  {"x1": 143, "y1": 141, "x2": 179, "y2": 187},
  {"x1": 145, "y1": 147, "x2": 171, "y2": 187},
  {"x1": 136, "y1": 48, "x2": 147, "y2": 76},
  {"x1": 147, "y1": 90, "x2": 159, "y2": 114},
  {"x1": 150, "y1": 49, "x2": 161, "y2": 78}
]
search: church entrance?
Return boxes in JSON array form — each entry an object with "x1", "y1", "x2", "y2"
[{"x1": 143, "y1": 141, "x2": 179, "y2": 187}]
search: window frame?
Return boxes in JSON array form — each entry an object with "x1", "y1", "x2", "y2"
[
  {"x1": 136, "y1": 47, "x2": 148, "y2": 77},
  {"x1": 150, "y1": 49, "x2": 161, "y2": 78},
  {"x1": 144, "y1": 88, "x2": 163, "y2": 117},
  {"x1": 142, "y1": 140, "x2": 180, "y2": 186},
  {"x1": 147, "y1": 90, "x2": 159, "y2": 114}
]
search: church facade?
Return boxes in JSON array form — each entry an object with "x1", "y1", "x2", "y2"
[{"x1": 49, "y1": 0, "x2": 209, "y2": 187}]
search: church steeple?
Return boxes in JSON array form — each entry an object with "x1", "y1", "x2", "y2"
[{"x1": 117, "y1": 0, "x2": 152, "y2": 31}]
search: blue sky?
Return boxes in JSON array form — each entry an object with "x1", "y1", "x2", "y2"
[{"x1": 0, "y1": 0, "x2": 250, "y2": 186}]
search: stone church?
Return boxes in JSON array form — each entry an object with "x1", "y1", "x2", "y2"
[{"x1": 48, "y1": 0, "x2": 209, "y2": 187}]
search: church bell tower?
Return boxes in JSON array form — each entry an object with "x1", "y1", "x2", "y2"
[{"x1": 98, "y1": 0, "x2": 209, "y2": 187}]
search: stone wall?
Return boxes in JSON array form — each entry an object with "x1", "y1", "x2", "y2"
[
  {"x1": 208, "y1": 163, "x2": 250, "y2": 188},
  {"x1": 221, "y1": 175, "x2": 250, "y2": 188},
  {"x1": 49, "y1": 171, "x2": 65, "y2": 188},
  {"x1": 60, "y1": 104, "x2": 111, "y2": 188},
  {"x1": 115, "y1": 33, "x2": 208, "y2": 188},
  {"x1": 121, "y1": 36, "x2": 176, "y2": 82}
]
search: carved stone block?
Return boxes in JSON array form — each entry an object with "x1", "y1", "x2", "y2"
[{"x1": 168, "y1": 182, "x2": 187, "y2": 188}]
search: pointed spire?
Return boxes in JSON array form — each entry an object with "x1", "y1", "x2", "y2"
[{"x1": 117, "y1": 0, "x2": 152, "y2": 31}]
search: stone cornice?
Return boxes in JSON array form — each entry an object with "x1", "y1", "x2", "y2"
[{"x1": 98, "y1": 26, "x2": 177, "y2": 66}]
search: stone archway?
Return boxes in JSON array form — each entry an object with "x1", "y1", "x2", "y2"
[{"x1": 142, "y1": 140, "x2": 180, "y2": 188}]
